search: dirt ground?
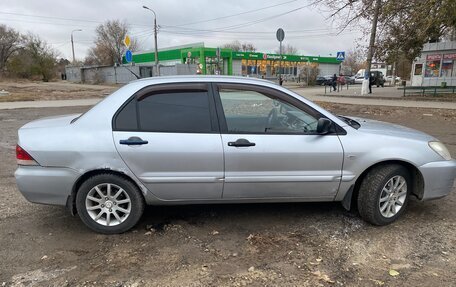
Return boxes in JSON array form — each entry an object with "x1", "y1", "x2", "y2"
[
  {"x1": 0, "y1": 80, "x2": 117, "y2": 102},
  {"x1": 0, "y1": 101, "x2": 455, "y2": 286}
]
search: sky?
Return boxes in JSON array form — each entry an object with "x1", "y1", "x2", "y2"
[{"x1": 1, "y1": 0, "x2": 365, "y2": 61}]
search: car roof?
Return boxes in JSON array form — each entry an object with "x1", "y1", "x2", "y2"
[{"x1": 130, "y1": 75, "x2": 276, "y2": 85}]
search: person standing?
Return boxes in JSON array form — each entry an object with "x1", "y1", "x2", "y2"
[
  {"x1": 332, "y1": 74, "x2": 337, "y2": 91},
  {"x1": 369, "y1": 73, "x2": 374, "y2": 94}
]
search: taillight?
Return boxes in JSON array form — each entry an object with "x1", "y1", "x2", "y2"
[{"x1": 16, "y1": 145, "x2": 38, "y2": 166}]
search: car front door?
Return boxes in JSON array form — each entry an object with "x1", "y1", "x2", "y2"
[
  {"x1": 213, "y1": 83, "x2": 344, "y2": 200},
  {"x1": 112, "y1": 83, "x2": 224, "y2": 200}
]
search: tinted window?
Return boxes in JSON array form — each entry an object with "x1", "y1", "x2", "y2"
[
  {"x1": 138, "y1": 91, "x2": 212, "y2": 133},
  {"x1": 219, "y1": 89, "x2": 318, "y2": 134},
  {"x1": 115, "y1": 98, "x2": 138, "y2": 130}
]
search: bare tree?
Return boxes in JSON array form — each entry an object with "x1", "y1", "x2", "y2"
[
  {"x1": 26, "y1": 34, "x2": 58, "y2": 81},
  {"x1": 375, "y1": 0, "x2": 456, "y2": 61},
  {"x1": 0, "y1": 24, "x2": 23, "y2": 71},
  {"x1": 223, "y1": 41, "x2": 256, "y2": 52},
  {"x1": 342, "y1": 48, "x2": 366, "y2": 75},
  {"x1": 299, "y1": 65, "x2": 320, "y2": 86},
  {"x1": 85, "y1": 20, "x2": 139, "y2": 66},
  {"x1": 222, "y1": 40, "x2": 241, "y2": 51},
  {"x1": 275, "y1": 44, "x2": 298, "y2": 55},
  {"x1": 241, "y1": 42, "x2": 256, "y2": 52},
  {"x1": 315, "y1": 0, "x2": 456, "y2": 62},
  {"x1": 7, "y1": 34, "x2": 58, "y2": 81}
]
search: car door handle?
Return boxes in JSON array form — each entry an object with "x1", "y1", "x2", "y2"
[
  {"x1": 228, "y1": 138, "x2": 256, "y2": 147},
  {"x1": 119, "y1": 136, "x2": 148, "y2": 145}
]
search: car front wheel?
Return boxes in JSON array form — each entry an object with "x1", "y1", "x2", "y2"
[
  {"x1": 358, "y1": 164, "x2": 411, "y2": 225},
  {"x1": 76, "y1": 173, "x2": 145, "y2": 234}
]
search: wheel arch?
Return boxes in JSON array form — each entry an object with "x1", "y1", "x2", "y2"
[
  {"x1": 344, "y1": 160, "x2": 425, "y2": 211},
  {"x1": 66, "y1": 169, "x2": 145, "y2": 216}
]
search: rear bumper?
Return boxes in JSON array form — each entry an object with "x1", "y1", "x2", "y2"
[
  {"x1": 419, "y1": 160, "x2": 456, "y2": 200},
  {"x1": 15, "y1": 166, "x2": 81, "y2": 206}
]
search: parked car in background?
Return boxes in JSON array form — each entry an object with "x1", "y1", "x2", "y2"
[
  {"x1": 386, "y1": 76, "x2": 401, "y2": 84},
  {"x1": 15, "y1": 76, "x2": 456, "y2": 234},
  {"x1": 370, "y1": 71, "x2": 385, "y2": 87},
  {"x1": 316, "y1": 76, "x2": 332, "y2": 86},
  {"x1": 354, "y1": 75, "x2": 364, "y2": 84},
  {"x1": 345, "y1": 75, "x2": 356, "y2": 85},
  {"x1": 354, "y1": 72, "x2": 385, "y2": 87}
]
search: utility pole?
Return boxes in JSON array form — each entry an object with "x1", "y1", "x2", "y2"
[
  {"x1": 362, "y1": 0, "x2": 381, "y2": 95},
  {"x1": 143, "y1": 5, "x2": 160, "y2": 76},
  {"x1": 71, "y1": 29, "x2": 82, "y2": 64}
]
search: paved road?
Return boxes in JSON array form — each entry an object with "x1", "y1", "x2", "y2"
[
  {"x1": 287, "y1": 85, "x2": 405, "y2": 98},
  {"x1": 0, "y1": 90, "x2": 455, "y2": 110},
  {"x1": 303, "y1": 94, "x2": 456, "y2": 109}
]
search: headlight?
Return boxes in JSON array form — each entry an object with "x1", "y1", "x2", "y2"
[{"x1": 429, "y1": 141, "x2": 452, "y2": 160}]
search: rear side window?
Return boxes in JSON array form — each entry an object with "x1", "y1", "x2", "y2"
[{"x1": 138, "y1": 91, "x2": 212, "y2": 133}]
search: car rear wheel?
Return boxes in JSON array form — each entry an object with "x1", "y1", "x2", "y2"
[
  {"x1": 358, "y1": 164, "x2": 411, "y2": 225},
  {"x1": 76, "y1": 174, "x2": 145, "y2": 234}
]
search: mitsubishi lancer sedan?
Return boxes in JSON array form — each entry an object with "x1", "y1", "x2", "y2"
[{"x1": 15, "y1": 76, "x2": 456, "y2": 234}]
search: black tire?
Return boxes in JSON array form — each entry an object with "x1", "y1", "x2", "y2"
[
  {"x1": 76, "y1": 173, "x2": 145, "y2": 234},
  {"x1": 357, "y1": 164, "x2": 411, "y2": 226}
]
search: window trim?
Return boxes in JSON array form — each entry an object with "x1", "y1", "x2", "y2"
[
  {"x1": 112, "y1": 83, "x2": 220, "y2": 133},
  {"x1": 212, "y1": 82, "x2": 345, "y2": 136}
]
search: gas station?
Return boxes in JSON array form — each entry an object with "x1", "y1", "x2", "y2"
[{"x1": 126, "y1": 42, "x2": 342, "y2": 78}]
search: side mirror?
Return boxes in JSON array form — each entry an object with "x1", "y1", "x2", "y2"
[{"x1": 316, "y1": 118, "x2": 332, "y2": 135}]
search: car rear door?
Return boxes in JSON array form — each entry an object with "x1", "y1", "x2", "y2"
[
  {"x1": 213, "y1": 83, "x2": 344, "y2": 200},
  {"x1": 112, "y1": 83, "x2": 224, "y2": 200}
]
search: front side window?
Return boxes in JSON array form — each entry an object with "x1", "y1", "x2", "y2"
[{"x1": 219, "y1": 88, "x2": 318, "y2": 134}]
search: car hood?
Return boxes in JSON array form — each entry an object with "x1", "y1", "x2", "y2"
[
  {"x1": 20, "y1": 114, "x2": 81, "y2": 129},
  {"x1": 350, "y1": 117, "x2": 435, "y2": 141}
]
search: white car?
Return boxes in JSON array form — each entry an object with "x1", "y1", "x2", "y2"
[
  {"x1": 386, "y1": 76, "x2": 401, "y2": 83},
  {"x1": 14, "y1": 76, "x2": 456, "y2": 234},
  {"x1": 354, "y1": 76, "x2": 364, "y2": 84}
]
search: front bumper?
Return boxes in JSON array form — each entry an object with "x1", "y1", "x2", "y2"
[
  {"x1": 15, "y1": 165, "x2": 81, "y2": 206},
  {"x1": 419, "y1": 160, "x2": 456, "y2": 200}
]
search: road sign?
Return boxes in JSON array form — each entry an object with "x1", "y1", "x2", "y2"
[
  {"x1": 125, "y1": 50, "x2": 133, "y2": 62},
  {"x1": 276, "y1": 28, "x2": 285, "y2": 42},
  {"x1": 187, "y1": 51, "x2": 192, "y2": 58},
  {"x1": 263, "y1": 53, "x2": 267, "y2": 60},
  {"x1": 336, "y1": 51, "x2": 345, "y2": 61},
  {"x1": 123, "y1": 35, "x2": 131, "y2": 48}
]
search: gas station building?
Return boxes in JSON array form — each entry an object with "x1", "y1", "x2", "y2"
[{"x1": 128, "y1": 42, "x2": 342, "y2": 78}]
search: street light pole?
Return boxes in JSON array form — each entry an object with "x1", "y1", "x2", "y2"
[
  {"x1": 71, "y1": 29, "x2": 82, "y2": 64},
  {"x1": 143, "y1": 5, "x2": 160, "y2": 76}
]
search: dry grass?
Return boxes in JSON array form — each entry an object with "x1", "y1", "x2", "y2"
[{"x1": 0, "y1": 80, "x2": 118, "y2": 102}]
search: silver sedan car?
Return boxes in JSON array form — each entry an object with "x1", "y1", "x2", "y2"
[{"x1": 15, "y1": 76, "x2": 456, "y2": 234}]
